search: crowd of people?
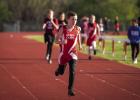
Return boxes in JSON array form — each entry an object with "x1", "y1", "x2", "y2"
[{"x1": 42, "y1": 9, "x2": 140, "y2": 96}]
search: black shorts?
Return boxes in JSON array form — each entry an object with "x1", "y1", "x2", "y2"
[{"x1": 44, "y1": 33, "x2": 55, "y2": 43}]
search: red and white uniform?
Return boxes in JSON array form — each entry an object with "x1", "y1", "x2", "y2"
[
  {"x1": 87, "y1": 22, "x2": 99, "y2": 46},
  {"x1": 58, "y1": 26, "x2": 80, "y2": 65}
]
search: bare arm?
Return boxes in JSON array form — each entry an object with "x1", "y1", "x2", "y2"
[
  {"x1": 42, "y1": 23, "x2": 46, "y2": 30},
  {"x1": 96, "y1": 23, "x2": 101, "y2": 37},
  {"x1": 55, "y1": 27, "x2": 67, "y2": 45},
  {"x1": 77, "y1": 27, "x2": 82, "y2": 50},
  {"x1": 51, "y1": 19, "x2": 59, "y2": 30}
]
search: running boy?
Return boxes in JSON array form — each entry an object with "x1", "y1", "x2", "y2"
[
  {"x1": 87, "y1": 15, "x2": 100, "y2": 60},
  {"x1": 42, "y1": 9, "x2": 59, "y2": 64},
  {"x1": 128, "y1": 19, "x2": 140, "y2": 64},
  {"x1": 55, "y1": 11, "x2": 82, "y2": 96}
]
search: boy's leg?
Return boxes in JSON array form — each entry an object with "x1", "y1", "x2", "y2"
[
  {"x1": 48, "y1": 42, "x2": 53, "y2": 62},
  {"x1": 135, "y1": 43, "x2": 140, "y2": 59},
  {"x1": 55, "y1": 64, "x2": 67, "y2": 76},
  {"x1": 88, "y1": 46, "x2": 93, "y2": 60},
  {"x1": 46, "y1": 42, "x2": 50, "y2": 56},
  {"x1": 44, "y1": 34, "x2": 49, "y2": 60},
  {"x1": 93, "y1": 41, "x2": 97, "y2": 55},
  {"x1": 68, "y1": 59, "x2": 76, "y2": 96},
  {"x1": 47, "y1": 35, "x2": 55, "y2": 63},
  {"x1": 131, "y1": 43, "x2": 135, "y2": 62}
]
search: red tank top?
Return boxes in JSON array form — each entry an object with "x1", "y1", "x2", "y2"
[
  {"x1": 88, "y1": 22, "x2": 98, "y2": 38},
  {"x1": 61, "y1": 25, "x2": 80, "y2": 55}
]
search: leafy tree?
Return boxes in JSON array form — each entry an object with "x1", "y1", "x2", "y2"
[
  {"x1": 73, "y1": 0, "x2": 138, "y2": 21},
  {"x1": 0, "y1": 0, "x2": 139, "y2": 24},
  {"x1": 0, "y1": 0, "x2": 11, "y2": 22}
]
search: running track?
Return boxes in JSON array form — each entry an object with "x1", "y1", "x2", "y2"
[{"x1": 0, "y1": 32, "x2": 140, "y2": 100}]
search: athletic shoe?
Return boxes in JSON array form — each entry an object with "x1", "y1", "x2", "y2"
[
  {"x1": 124, "y1": 56, "x2": 127, "y2": 61},
  {"x1": 68, "y1": 90, "x2": 75, "y2": 96},
  {"x1": 94, "y1": 50, "x2": 96, "y2": 55},
  {"x1": 88, "y1": 56, "x2": 92, "y2": 60},
  {"x1": 48, "y1": 60, "x2": 52, "y2": 64},
  {"x1": 134, "y1": 58, "x2": 137, "y2": 64},
  {"x1": 55, "y1": 69, "x2": 59, "y2": 76},
  {"x1": 46, "y1": 54, "x2": 49, "y2": 60}
]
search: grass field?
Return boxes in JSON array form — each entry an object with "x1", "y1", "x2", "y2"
[{"x1": 24, "y1": 35, "x2": 140, "y2": 68}]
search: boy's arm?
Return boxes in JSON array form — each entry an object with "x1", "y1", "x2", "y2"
[
  {"x1": 77, "y1": 27, "x2": 82, "y2": 50},
  {"x1": 55, "y1": 27, "x2": 67, "y2": 44},
  {"x1": 55, "y1": 27, "x2": 63, "y2": 44},
  {"x1": 97, "y1": 23, "x2": 101, "y2": 37},
  {"x1": 42, "y1": 23, "x2": 46, "y2": 30},
  {"x1": 51, "y1": 18, "x2": 59, "y2": 30}
]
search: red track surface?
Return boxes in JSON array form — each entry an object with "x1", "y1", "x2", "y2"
[{"x1": 0, "y1": 32, "x2": 140, "y2": 100}]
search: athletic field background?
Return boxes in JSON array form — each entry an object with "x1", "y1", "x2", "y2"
[{"x1": 25, "y1": 34, "x2": 140, "y2": 68}]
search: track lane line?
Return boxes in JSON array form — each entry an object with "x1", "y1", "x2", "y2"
[
  {"x1": 36, "y1": 63, "x2": 96, "y2": 100},
  {"x1": 80, "y1": 70, "x2": 140, "y2": 99},
  {"x1": 0, "y1": 64, "x2": 39, "y2": 100}
]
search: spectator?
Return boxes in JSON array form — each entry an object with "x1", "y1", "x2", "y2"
[
  {"x1": 103, "y1": 17, "x2": 109, "y2": 33},
  {"x1": 113, "y1": 16, "x2": 120, "y2": 35},
  {"x1": 127, "y1": 19, "x2": 140, "y2": 64}
]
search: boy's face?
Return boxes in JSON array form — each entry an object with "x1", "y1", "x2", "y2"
[
  {"x1": 48, "y1": 11, "x2": 54, "y2": 19},
  {"x1": 67, "y1": 15, "x2": 77, "y2": 26},
  {"x1": 60, "y1": 13, "x2": 65, "y2": 20},
  {"x1": 90, "y1": 16, "x2": 95, "y2": 23}
]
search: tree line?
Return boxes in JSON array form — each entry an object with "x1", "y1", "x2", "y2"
[{"x1": 0, "y1": 0, "x2": 139, "y2": 24}]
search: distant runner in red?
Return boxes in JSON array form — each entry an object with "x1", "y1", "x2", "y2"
[
  {"x1": 58, "y1": 12, "x2": 66, "y2": 28},
  {"x1": 87, "y1": 15, "x2": 100, "y2": 60},
  {"x1": 55, "y1": 11, "x2": 82, "y2": 96}
]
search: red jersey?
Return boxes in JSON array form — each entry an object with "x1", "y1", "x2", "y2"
[
  {"x1": 87, "y1": 22, "x2": 98, "y2": 46},
  {"x1": 114, "y1": 23, "x2": 120, "y2": 31},
  {"x1": 58, "y1": 25, "x2": 80, "y2": 65}
]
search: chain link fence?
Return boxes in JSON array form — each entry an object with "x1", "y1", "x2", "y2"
[
  {"x1": 2, "y1": 21, "x2": 42, "y2": 32},
  {"x1": 1, "y1": 20, "x2": 128, "y2": 32}
]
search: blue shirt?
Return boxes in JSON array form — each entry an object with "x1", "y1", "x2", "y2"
[{"x1": 128, "y1": 26, "x2": 140, "y2": 43}]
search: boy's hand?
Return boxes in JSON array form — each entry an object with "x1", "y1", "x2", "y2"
[
  {"x1": 62, "y1": 39, "x2": 67, "y2": 44},
  {"x1": 79, "y1": 45, "x2": 82, "y2": 51}
]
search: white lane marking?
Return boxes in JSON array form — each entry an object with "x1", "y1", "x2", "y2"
[
  {"x1": 0, "y1": 64, "x2": 39, "y2": 100},
  {"x1": 80, "y1": 70, "x2": 140, "y2": 99},
  {"x1": 94, "y1": 76, "x2": 140, "y2": 98},
  {"x1": 10, "y1": 34, "x2": 14, "y2": 38},
  {"x1": 55, "y1": 77, "x2": 95, "y2": 100},
  {"x1": 37, "y1": 65, "x2": 95, "y2": 100},
  {"x1": 106, "y1": 68, "x2": 112, "y2": 71}
]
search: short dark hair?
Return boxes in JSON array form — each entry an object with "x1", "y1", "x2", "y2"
[{"x1": 66, "y1": 11, "x2": 77, "y2": 19}]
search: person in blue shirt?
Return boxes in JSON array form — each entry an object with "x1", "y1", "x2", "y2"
[
  {"x1": 127, "y1": 19, "x2": 140, "y2": 64},
  {"x1": 138, "y1": 17, "x2": 140, "y2": 26}
]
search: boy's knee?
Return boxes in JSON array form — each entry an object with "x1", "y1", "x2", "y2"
[{"x1": 58, "y1": 64, "x2": 66, "y2": 75}]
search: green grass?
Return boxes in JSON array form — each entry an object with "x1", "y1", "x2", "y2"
[
  {"x1": 24, "y1": 34, "x2": 140, "y2": 68},
  {"x1": 24, "y1": 35, "x2": 44, "y2": 43}
]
